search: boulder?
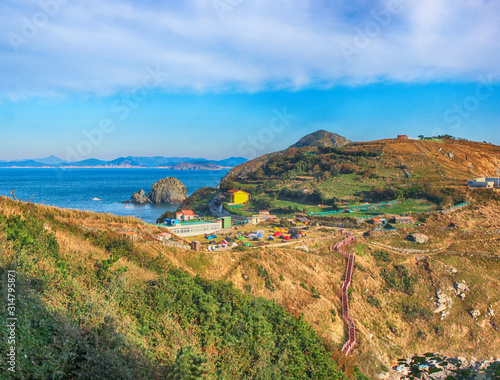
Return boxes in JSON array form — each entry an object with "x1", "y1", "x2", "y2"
[
  {"x1": 131, "y1": 189, "x2": 151, "y2": 204},
  {"x1": 147, "y1": 177, "x2": 187, "y2": 204},
  {"x1": 454, "y1": 281, "x2": 470, "y2": 300},
  {"x1": 469, "y1": 309, "x2": 481, "y2": 320},
  {"x1": 434, "y1": 304, "x2": 447, "y2": 313}
]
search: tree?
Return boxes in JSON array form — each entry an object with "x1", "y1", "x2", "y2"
[
  {"x1": 167, "y1": 346, "x2": 207, "y2": 380},
  {"x1": 418, "y1": 135, "x2": 425, "y2": 140}
]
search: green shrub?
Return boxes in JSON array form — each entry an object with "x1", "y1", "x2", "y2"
[
  {"x1": 382, "y1": 265, "x2": 417, "y2": 295},
  {"x1": 371, "y1": 250, "x2": 391, "y2": 265},
  {"x1": 311, "y1": 286, "x2": 321, "y2": 299},
  {"x1": 367, "y1": 295, "x2": 381, "y2": 308}
]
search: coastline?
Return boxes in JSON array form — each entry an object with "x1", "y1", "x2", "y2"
[{"x1": 0, "y1": 166, "x2": 232, "y2": 170}]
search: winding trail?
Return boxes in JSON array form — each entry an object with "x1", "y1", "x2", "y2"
[{"x1": 332, "y1": 230, "x2": 357, "y2": 356}]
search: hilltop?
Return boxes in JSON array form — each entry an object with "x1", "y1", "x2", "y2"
[{"x1": 290, "y1": 130, "x2": 351, "y2": 149}]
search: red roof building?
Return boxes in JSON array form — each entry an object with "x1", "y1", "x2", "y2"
[{"x1": 175, "y1": 209, "x2": 197, "y2": 221}]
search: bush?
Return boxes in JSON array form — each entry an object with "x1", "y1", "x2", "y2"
[
  {"x1": 399, "y1": 301, "x2": 433, "y2": 322},
  {"x1": 311, "y1": 286, "x2": 321, "y2": 299},
  {"x1": 367, "y1": 295, "x2": 381, "y2": 308},
  {"x1": 371, "y1": 250, "x2": 391, "y2": 265},
  {"x1": 382, "y1": 265, "x2": 417, "y2": 295}
]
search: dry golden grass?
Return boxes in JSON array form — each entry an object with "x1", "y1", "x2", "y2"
[{"x1": 2, "y1": 194, "x2": 499, "y2": 377}]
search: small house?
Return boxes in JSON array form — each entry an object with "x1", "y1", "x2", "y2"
[
  {"x1": 120, "y1": 231, "x2": 140, "y2": 242},
  {"x1": 383, "y1": 223, "x2": 397, "y2": 231},
  {"x1": 155, "y1": 232, "x2": 172, "y2": 242},
  {"x1": 191, "y1": 241, "x2": 201, "y2": 251},
  {"x1": 257, "y1": 210, "x2": 276, "y2": 220},
  {"x1": 407, "y1": 233, "x2": 429, "y2": 244},
  {"x1": 288, "y1": 226, "x2": 307, "y2": 234},
  {"x1": 397, "y1": 135, "x2": 409, "y2": 139},
  {"x1": 175, "y1": 209, "x2": 197, "y2": 221},
  {"x1": 297, "y1": 217, "x2": 310, "y2": 226},
  {"x1": 220, "y1": 216, "x2": 232, "y2": 229},
  {"x1": 227, "y1": 189, "x2": 249, "y2": 204},
  {"x1": 468, "y1": 178, "x2": 496, "y2": 188},
  {"x1": 392, "y1": 216, "x2": 414, "y2": 224},
  {"x1": 370, "y1": 217, "x2": 386, "y2": 225},
  {"x1": 249, "y1": 215, "x2": 262, "y2": 225}
]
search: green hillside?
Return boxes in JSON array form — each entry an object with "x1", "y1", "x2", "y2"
[
  {"x1": 0, "y1": 197, "x2": 348, "y2": 379},
  {"x1": 218, "y1": 135, "x2": 500, "y2": 215}
]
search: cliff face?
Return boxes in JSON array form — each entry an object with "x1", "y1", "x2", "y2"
[{"x1": 147, "y1": 177, "x2": 187, "y2": 204}]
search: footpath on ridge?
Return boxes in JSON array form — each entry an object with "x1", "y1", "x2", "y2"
[{"x1": 331, "y1": 230, "x2": 357, "y2": 356}]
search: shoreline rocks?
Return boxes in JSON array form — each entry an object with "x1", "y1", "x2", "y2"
[
  {"x1": 131, "y1": 189, "x2": 152, "y2": 204},
  {"x1": 131, "y1": 177, "x2": 187, "y2": 204}
]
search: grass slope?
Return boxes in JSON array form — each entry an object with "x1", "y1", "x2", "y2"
[{"x1": 0, "y1": 197, "x2": 347, "y2": 379}]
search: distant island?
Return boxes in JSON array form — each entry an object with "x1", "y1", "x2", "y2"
[{"x1": 0, "y1": 155, "x2": 247, "y2": 169}]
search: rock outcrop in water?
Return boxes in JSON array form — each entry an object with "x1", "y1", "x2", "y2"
[
  {"x1": 131, "y1": 189, "x2": 151, "y2": 204},
  {"x1": 148, "y1": 177, "x2": 187, "y2": 204},
  {"x1": 131, "y1": 177, "x2": 187, "y2": 204}
]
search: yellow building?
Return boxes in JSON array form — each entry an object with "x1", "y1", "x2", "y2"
[{"x1": 227, "y1": 189, "x2": 249, "y2": 204}]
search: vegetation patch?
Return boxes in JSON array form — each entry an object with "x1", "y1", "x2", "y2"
[{"x1": 381, "y1": 265, "x2": 417, "y2": 295}]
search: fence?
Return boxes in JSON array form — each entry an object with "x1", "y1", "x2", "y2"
[
  {"x1": 311, "y1": 200, "x2": 400, "y2": 216},
  {"x1": 163, "y1": 241, "x2": 191, "y2": 250},
  {"x1": 331, "y1": 230, "x2": 357, "y2": 355},
  {"x1": 441, "y1": 202, "x2": 470, "y2": 214}
]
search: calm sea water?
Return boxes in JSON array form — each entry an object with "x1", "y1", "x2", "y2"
[{"x1": 0, "y1": 169, "x2": 229, "y2": 224}]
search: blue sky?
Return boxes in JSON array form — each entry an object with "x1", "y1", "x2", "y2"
[{"x1": 1, "y1": 0, "x2": 499, "y2": 161}]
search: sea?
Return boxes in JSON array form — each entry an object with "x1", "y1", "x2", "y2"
[{"x1": 0, "y1": 168, "x2": 230, "y2": 224}]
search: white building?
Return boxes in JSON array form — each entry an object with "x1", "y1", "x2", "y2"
[
  {"x1": 468, "y1": 177, "x2": 499, "y2": 188},
  {"x1": 166, "y1": 220, "x2": 222, "y2": 237}
]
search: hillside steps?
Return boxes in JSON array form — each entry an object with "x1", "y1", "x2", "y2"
[{"x1": 332, "y1": 230, "x2": 357, "y2": 356}]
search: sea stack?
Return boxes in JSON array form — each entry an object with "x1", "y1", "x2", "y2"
[
  {"x1": 131, "y1": 189, "x2": 151, "y2": 204},
  {"x1": 147, "y1": 177, "x2": 187, "y2": 204},
  {"x1": 131, "y1": 178, "x2": 187, "y2": 204}
]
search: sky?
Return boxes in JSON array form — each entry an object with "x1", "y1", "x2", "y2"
[{"x1": 1, "y1": 0, "x2": 499, "y2": 161}]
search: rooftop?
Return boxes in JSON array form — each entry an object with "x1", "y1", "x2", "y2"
[{"x1": 176, "y1": 209, "x2": 195, "y2": 215}]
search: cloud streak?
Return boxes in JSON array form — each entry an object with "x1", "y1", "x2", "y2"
[{"x1": 1, "y1": 0, "x2": 500, "y2": 99}]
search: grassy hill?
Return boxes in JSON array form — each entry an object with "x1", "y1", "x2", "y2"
[
  {"x1": 216, "y1": 137, "x2": 500, "y2": 218},
  {"x1": 0, "y1": 197, "x2": 349, "y2": 379}
]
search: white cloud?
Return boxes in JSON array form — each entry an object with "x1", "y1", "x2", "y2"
[{"x1": 0, "y1": 0, "x2": 499, "y2": 99}]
